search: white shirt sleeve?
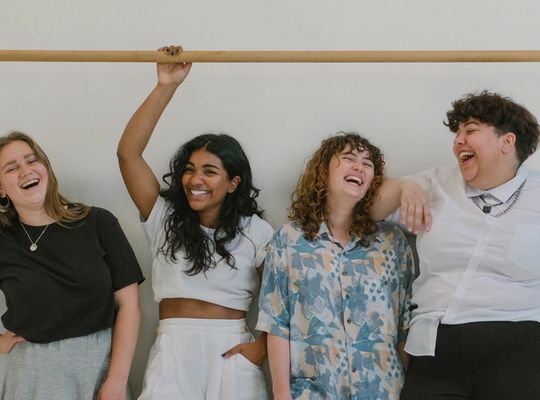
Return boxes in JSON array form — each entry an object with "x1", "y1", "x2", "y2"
[
  {"x1": 246, "y1": 214, "x2": 274, "y2": 268},
  {"x1": 141, "y1": 196, "x2": 168, "y2": 255}
]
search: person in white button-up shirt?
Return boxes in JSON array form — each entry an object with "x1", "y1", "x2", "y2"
[{"x1": 373, "y1": 91, "x2": 540, "y2": 400}]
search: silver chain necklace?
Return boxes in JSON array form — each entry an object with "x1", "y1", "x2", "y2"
[
  {"x1": 19, "y1": 221, "x2": 51, "y2": 252},
  {"x1": 481, "y1": 179, "x2": 526, "y2": 218},
  {"x1": 478, "y1": 194, "x2": 504, "y2": 214}
]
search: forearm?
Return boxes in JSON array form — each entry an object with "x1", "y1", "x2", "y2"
[
  {"x1": 106, "y1": 288, "x2": 140, "y2": 384},
  {"x1": 398, "y1": 341, "x2": 410, "y2": 370},
  {"x1": 267, "y1": 334, "x2": 292, "y2": 398},
  {"x1": 117, "y1": 83, "x2": 179, "y2": 217},
  {"x1": 253, "y1": 331, "x2": 267, "y2": 350},
  {"x1": 370, "y1": 177, "x2": 403, "y2": 220}
]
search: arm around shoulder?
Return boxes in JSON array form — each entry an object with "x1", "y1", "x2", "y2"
[{"x1": 371, "y1": 177, "x2": 431, "y2": 234}]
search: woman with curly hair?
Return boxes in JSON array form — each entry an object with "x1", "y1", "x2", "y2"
[
  {"x1": 117, "y1": 46, "x2": 273, "y2": 400},
  {"x1": 257, "y1": 133, "x2": 415, "y2": 400}
]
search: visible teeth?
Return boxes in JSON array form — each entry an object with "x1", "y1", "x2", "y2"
[
  {"x1": 21, "y1": 179, "x2": 39, "y2": 189},
  {"x1": 190, "y1": 189, "x2": 209, "y2": 196},
  {"x1": 460, "y1": 151, "x2": 474, "y2": 160},
  {"x1": 345, "y1": 175, "x2": 362, "y2": 185}
]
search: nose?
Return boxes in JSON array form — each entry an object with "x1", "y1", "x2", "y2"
[
  {"x1": 190, "y1": 170, "x2": 204, "y2": 184},
  {"x1": 353, "y1": 159, "x2": 365, "y2": 170},
  {"x1": 19, "y1": 163, "x2": 32, "y2": 176},
  {"x1": 454, "y1": 131, "x2": 465, "y2": 146},
  {"x1": 352, "y1": 161, "x2": 364, "y2": 173}
]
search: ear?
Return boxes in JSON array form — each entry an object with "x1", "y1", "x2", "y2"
[
  {"x1": 500, "y1": 132, "x2": 517, "y2": 154},
  {"x1": 228, "y1": 176, "x2": 241, "y2": 193}
]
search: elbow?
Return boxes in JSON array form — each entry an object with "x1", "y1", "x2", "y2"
[
  {"x1": 116, "y1": 145, "x2": 128, "y2": 164},
  {"x1": 116, "y1": 147, "x2": 136, "y2": 168}
]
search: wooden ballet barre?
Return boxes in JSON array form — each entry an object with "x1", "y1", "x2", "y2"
[{"x1": 2, "y1": 50, "x2": 540, "y2": 63}]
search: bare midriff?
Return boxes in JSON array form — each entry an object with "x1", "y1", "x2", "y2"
[{"x1": 159, "y1": 298, "x2": 246, "y2": 320}]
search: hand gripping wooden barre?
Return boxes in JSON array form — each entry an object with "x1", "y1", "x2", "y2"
[{"x1": 1, "y1": 50, "x2": 540, "y2": 63}]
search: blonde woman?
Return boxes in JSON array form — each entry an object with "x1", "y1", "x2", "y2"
[{"x1": 0, "y1": 132, "x2": 144, "y2": 400}]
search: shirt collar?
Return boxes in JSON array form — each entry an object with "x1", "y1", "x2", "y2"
[
  {"x1": 465, "y1": 165, "x2": 528, "y2": 203},
  {"x1": 317, "y1": 221, "x2": 332, "y2": 238},
  {"x1": 317, "y1": 221, "x2": 362, "y2": 246}
]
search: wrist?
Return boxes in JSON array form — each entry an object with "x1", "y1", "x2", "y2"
[
  {"x1": 104, "y1": 370, "x2": 129, "y2": 385},
  {"x1": 156, "y1": 81, "x2": 180, "y2": 90},
  {"x1": 273, "y1": 389, "x2": 292, "y2": 400},
  {"x1": 272, "y1": 381, "x2": 291, "y2": 396}
]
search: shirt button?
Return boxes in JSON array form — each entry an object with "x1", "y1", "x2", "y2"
[
  {"x1": 347, "y1": 318, "x2": 352, "y2": 323},
  {"x1": 345, "y1": 294, "x2": 350, "y2": 299},
  {"x1": 343, "y1": 271, "x2": 348, "y2": 276},
  {"x1": 352, "y1": 367, "x2": 357, "y2": 373}
]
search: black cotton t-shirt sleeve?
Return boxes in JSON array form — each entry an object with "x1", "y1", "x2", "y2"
[{"x1": 94, "y1": 208, "x2": 145, "y2": 291}]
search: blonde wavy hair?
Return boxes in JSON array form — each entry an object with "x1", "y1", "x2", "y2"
[
  {"x1": 289, "y1": 132, "x2": 385, "y2": 241},
  {"x1": 0, "y1": 131, "x2": 90, "y2": 232}
]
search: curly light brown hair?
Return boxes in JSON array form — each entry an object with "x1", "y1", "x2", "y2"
[
  {"x1": 0, "y1": 131, "x2": 90, "y2": 232},
  {"x1": 289, "y1": 132, "x2": 385, "y2": 241}
]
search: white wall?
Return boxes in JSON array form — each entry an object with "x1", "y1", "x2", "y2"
[{"x1": 2, "y1": 0, "x2": 540, "y2": 396}]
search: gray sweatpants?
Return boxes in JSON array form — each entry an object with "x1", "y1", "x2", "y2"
[{"x1": 0, "y1": 328, "x2": 129, "y2": 400}]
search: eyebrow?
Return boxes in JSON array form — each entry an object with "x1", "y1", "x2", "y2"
[
  {"x1": 1, "y1": 153, "x2": 36, "y2": 171},
  {"x1": 0, "y1": 160, "x2": 16, "y2": 171},
  {"x1": 185, "y1": 161, "x2": 222, "y2": 170},
  {"x1": 340, "y1": 149, "x2": 373, "y2": 161},
  {"x1": 463, "y1": 121, "x2": 480, "y2": 127}
]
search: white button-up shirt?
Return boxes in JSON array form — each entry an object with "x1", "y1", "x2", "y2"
[{"x1": 392, "y1": 165, "x2": 540, "y2": 356}]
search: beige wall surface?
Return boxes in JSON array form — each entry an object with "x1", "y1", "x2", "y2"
[{"x1": 1, "y1": 0, "x2": 540, "y2": 396}]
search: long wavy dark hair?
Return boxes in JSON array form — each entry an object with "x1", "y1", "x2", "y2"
[
  {"x1": 289, "y1": 132, "x2": 385, "y2": 242},
  {"x1": 160, "y1": 134, "x2": 262, "y2": 275}
]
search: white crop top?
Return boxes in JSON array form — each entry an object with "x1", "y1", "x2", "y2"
[{"x1": 142, "y1": 196, "x2": 275, "y2": 311}]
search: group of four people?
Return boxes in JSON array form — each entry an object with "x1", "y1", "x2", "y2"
[{"x1": 0, "y1": 46, "x2": 538, "y2": 400}]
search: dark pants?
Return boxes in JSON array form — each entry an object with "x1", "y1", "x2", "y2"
[{"x1": 400, "y1": 321, "x2": 540, "y2": 400}]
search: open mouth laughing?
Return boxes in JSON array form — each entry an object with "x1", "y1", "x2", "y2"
[
  {"x1": 20, "y1": 178, "x2": 40, "y2": 190},
  {"x1": 344, "y1": 175, "x2": 363, "y2": 187},
  {"x1": 459, "y1": 151, "x2": 475, "y2": 165}
]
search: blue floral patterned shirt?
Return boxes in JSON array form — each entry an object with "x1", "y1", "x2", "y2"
[{"x1": 256, "y1": 221, "x2": 414, "y2": 400}]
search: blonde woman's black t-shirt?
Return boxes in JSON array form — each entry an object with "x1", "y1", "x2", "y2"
[{"x1": 0, "y1": 207, "x2": 144, "y2": 343}]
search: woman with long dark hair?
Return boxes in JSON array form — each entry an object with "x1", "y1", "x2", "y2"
[{"x1": 117, "y1": 46, "x2": 272, "y2": 399}]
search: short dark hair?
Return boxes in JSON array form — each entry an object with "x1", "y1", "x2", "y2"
[{"x1": 445, "y1": 91, "x2": 540, "y2": 163}]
